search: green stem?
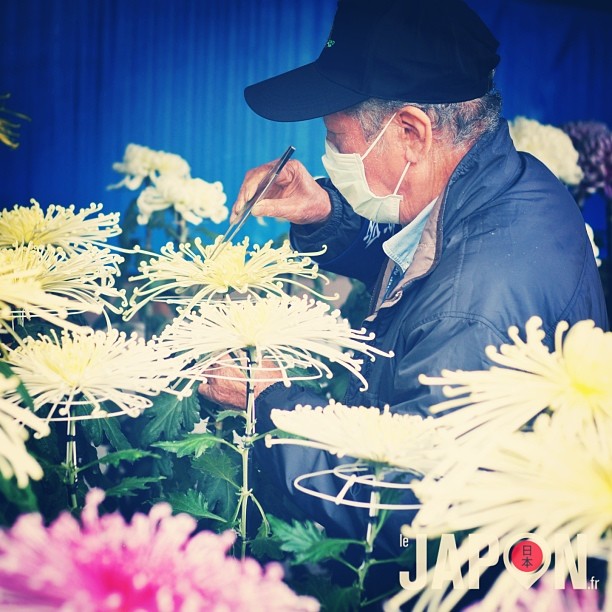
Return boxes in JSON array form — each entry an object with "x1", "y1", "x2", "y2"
[
  {"x1": 141, "y1": 225, "x2": 154, "y2": 339},
  {"x1": 239, "y1": 446, "x2": 250, "y2": 559},
  {"x1": 245, "y1": 350, "x2": 256, "y2": 438},
  {"x1": 1, "y1": 318, "x2": 24, "y2": 349},
  {"x1": 238, "y1": 349, "x2": 256, "y2": 558},
  {"x1": 65, "y1": 418, "x2": 78, "y2": 511},
  {"x1": 362, "y1": 586, "x2": 407, "y2": 608},
  {"x1": 144, "y1": 223, "x2": 152, "y2": 252},
  {"x1": 178, "y1": 216, "x2": 188, "y2": 244},
  {"x1": 356, "y1": 467, "x2": 383, "y2": 596},
  {"x1": 335, "y1": 557, "x2": 360, "y2": 575},
  {"x1": 250, "y1": 494, "x2": 270, "y2": 537}
]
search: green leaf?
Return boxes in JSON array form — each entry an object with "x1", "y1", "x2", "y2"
[
  {"x1": 104, "y1": 476, "x2": 164, "y2": 498},
  {"x1": 164, "y1": 490, "x2": 225, "y2": 522},
  {"x1": 249, "y1": 522, "x2": 285, "y2": 561},
  {"x1": 80, "y1": 449, "x2": 159, "y2": 472},
  {"x1": 191, "y1": 447, "x2": 240, "y2": 521},
  {"x1": 152, "y1": 433, "x2": 230, "y2": 459},
  {"x1": 264, "y1": 427, "x2": 303, "y2": 440},
  {"x1": 267, "y1": 515, "x2": 354, "y2": 565},
  {"x1": 215, "y1": 409, "x2": 247, "y2": 422},
  {"x1": 283, "y1": 366, "x2": 327, "y2": 393},
  {"x1": 101, "y1": 418, "x2": 132, "y2": 451},
  {"x1": 325, "y1": 586, "x2": 361, "y2": 612},
  {"x1": 0, "y1": 474, "x2": 38, "y2": 523},
  {"x1": 140, "y1": 392, "x2": 201, "y2": 445},
  {"x1": 298, "y1": 575, "x2": 361, "y2": 612},
  {"x1": 70, "y1": 406, "x2": 131, "y2": 451},
  {"x1": 191, "y1": 448, "x2": 239, "y2": 486},
  {"x1": 79, "y1": 415, "x2": 104, "y2": 446},
  {"x1": 0, "y1": 362, "x2": 35, "y2": 410}
]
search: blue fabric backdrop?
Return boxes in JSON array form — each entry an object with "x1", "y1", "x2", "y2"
[{"x1": 1, "y1": 0, "x2": 610, "y2": 246}]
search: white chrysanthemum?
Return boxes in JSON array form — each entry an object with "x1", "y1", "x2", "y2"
[
  {"x1": 110, "y1": 143, "x2": 191, "y2": 191},
  {"x1": 0, "y1": 375, "x2": 49, "y2": 488},
  {"x1": 268, "y1": 401, "x2": 449, "y2": 473},
  {"x1": 124, "y1": 237, "x2": 335, "y2": 320},
  {"x1": 4, "y1": 328, "x2": 183, "y2": 423},
  {"x1": 585, "y1": 222, "x2": 601, "y2": 267},
  {"x1": 420, "y1": 316, "x2": 612, "y2": 449},
  {"x1": 0, "y1": 249, "x2": 97, "y2": 333},
  {"x1": 0, "y1": 244, "x2": 126, "y2": 324},
  {"x1": 136, "y1": 174, "x2": 228, "y2": 225},
  {"x1": 156, "y1": 295, "x2": 391, "y2": 389},
  {"x1": 509, "y1": 116, "x2": 584, "y2": 185},
  {"x1": 389, "y1": 415, "x2": 612, "y2": 612},
  {"x1": 0, "y1": 199, "x2": 121, "y2": 254}
]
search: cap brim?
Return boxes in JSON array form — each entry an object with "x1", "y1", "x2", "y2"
[{"x1": 244, "y1": 62, "x2": 369, "y2": 122}]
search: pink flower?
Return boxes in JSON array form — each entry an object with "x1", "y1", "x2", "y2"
[
  {"x1": 0, "y1": 489, "x2": 319, "y2": 612},
  {"x1": 463, "y1": 571, "x2": 603, "y2": 611}
]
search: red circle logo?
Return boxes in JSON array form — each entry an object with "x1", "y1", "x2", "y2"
[{"x1": 510, "y1": 539, "x2": 543, "y2": 573}]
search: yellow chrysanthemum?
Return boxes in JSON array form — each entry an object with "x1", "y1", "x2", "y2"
[
  {"x1": 0, "y1": 93, "x2": 29, "y2": 149},
  {"x1": 155, "y1": 294, "x2": 391, "y2": 389},
  {"x1": 268, "y1": 400, "x2": 449, "y2": 473},
  {"x1": 0, "y1": 251, "x2": 95, "y2": 334},
  {"x1": 420, "y1": 316, "x2": 612, "y2": 448},
  {"x1": 0, "y1": 374, "x2": 49, "y2": 488},
  {"x1": 0, "y1": 200, "x2": 121, "y2": 253},
  {"x1": 4, "y1": 328, "x2": 183, "y2": 423},
  {"x1": 388, "y1": 415, "x2": 612, "y2": 612},
  {"x1": 0, "y1": 244, "x2": 126, "y2": 326},
  {"x1": 124, "y1": 237, "x2": 336, "y2": 320}
]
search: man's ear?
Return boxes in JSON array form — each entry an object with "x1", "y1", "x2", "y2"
[{"x1": 396, "y1": 106, "x2": 433, "y2": 163}]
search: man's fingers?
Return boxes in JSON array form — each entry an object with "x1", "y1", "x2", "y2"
[
  {"x1": 230, "y1": 160, "x2": 303, "y2": 223},
  {"x1": 251, "y1": 193, "x2": 331, "y2": 225},
  {"x1": 250, "y1": 197, "x2": 296, "y2": 221}
]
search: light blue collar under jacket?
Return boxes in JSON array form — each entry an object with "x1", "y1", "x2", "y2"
[{"x1": 382, "y1": 198, "x2": 437, "y2": 273}]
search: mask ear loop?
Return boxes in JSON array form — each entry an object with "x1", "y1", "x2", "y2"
[
  {"x1": 392, "y1": 161, "x2": 411, "y2": 195},
  {"x1": 360, "y1": 113, "x2": 397, "y2": 159}
]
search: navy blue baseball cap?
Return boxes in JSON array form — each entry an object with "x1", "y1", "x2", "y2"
[{"x1": 244, "y1": 0, "x2": 500, "y2": 122}]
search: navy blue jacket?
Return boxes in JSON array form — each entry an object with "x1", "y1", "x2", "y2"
[{"x1": 254, "y1": 122, "x2": 609, "y2": 552}]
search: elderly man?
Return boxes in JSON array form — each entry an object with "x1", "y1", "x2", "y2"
[{"x1": 200, "y1": 0, "x2": 608, "y2": 599}]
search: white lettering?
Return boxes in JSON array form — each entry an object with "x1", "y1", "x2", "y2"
[
  {"x1": 398, "y1": 535, "x2": 428, "y2": 590},
  {"x1": 432, "y1": 534, "x2": 464, "y2": 590},
  {"x1": 554, "y1": 534, "x2": 587, "y2": 589},
  {"x1": 467, "y1": 534, "x2": 500, "y2": 589}
]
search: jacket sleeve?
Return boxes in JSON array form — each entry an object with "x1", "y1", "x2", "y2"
[{"x1": 289, "y1": 178, "x2": 397, "y2": 289}]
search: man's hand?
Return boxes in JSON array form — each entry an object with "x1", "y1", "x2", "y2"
[
  {"x1": 231, "y1": 159, "x2": 332, "y2": 225},
  {"x1": 197, "y1": 359, "x2": 282, "y2": 410}
]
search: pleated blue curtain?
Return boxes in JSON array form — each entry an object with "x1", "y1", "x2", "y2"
[
  {"x1": 0, "y1": 0, "x2": 337, "y2": 244},
  {"x1": 0, "y1": 0, "x2": 610, "y2": 245}
]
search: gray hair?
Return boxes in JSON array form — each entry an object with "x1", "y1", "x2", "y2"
[{"x1": 344, "y1": 89, "x2": 503, "y2": 147}]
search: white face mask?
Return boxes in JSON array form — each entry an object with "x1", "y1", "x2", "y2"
[{"x1": 322, "y1": 114, "x2": 410, "y2": 224}]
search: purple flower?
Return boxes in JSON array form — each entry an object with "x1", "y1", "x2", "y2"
[
  {"x1": 562, "y1": 121, "x2": 612, "y2": 202},
  {"x1": 0, "y1": 489, "x2": 319, "y2": 611}
]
